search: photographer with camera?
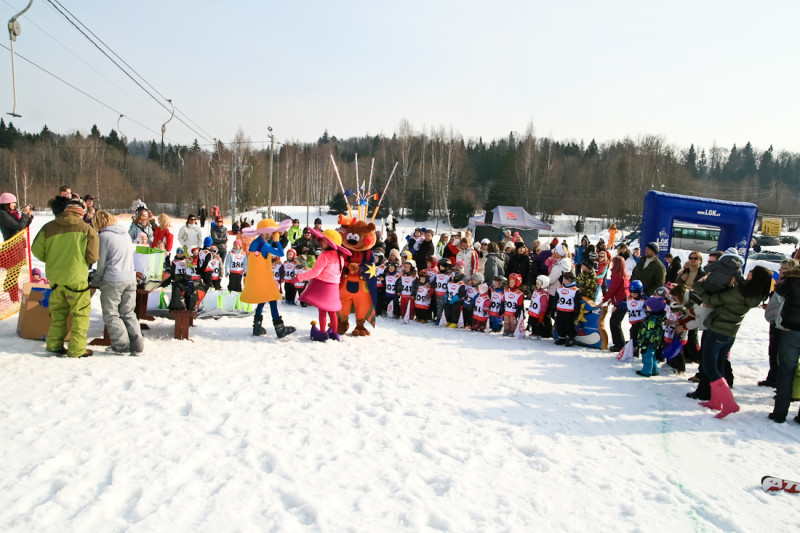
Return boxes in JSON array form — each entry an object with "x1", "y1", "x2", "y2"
[{"x1": 0, "y1": 192, "x2": 33, "y2": 242}]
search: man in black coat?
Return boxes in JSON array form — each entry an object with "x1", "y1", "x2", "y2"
[
  {"x1": 198, "y1": 204, "x2": 208, "y2": 228},
  {"x1": 413, "y1": 229, "x2": 436, "y2": 268},
  {"x1": 293, "y1": 227, "x2": 320, "y2": 256}
]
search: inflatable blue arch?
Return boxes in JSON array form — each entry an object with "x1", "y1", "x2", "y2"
[{"x1": 639, "y1": 191, "x2": 758, "y2": 261}]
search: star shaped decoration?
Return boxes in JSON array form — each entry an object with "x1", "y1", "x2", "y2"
[{"x1": 364, "y1": 263, "x2": 377, "y2": 279}]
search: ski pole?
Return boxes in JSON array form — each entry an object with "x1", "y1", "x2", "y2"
[
  {"x1": 330, "y1": 153, "x2": 354, "y2": 218},
  {"x1": 371, "y1": 162, "x2": 398, "y2": 224}
]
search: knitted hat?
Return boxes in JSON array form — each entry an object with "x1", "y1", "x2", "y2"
[
  {"x1": 63, "y1": 197, "x2": 86, "y2": 217},
  {"x1": 203, "y1": 236, "x2": 213, "y2": 248},
  {"x1": 515, "y1": 241, "x2": 525, "y2": 249},
  {"x1": 551, "y1": 237, "x2": 559, "y2": 246},
  {"x1": 555, "y1": 244, "x2": 566, "y2": 257},
  {"x1": 646, "y1": 242, "x2": 659, "y2": 254},
  {"x1": 645, "y1": 296, "x2": 666, "y2": 313},
  {"x1": 31, "y1": 267, "x2": 42, "y2": 277},
  {"x1": 0, "y1": 192, "x2": 16, "y2": 204}
]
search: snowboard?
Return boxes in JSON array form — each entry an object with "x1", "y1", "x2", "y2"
[{"x1": 761, "y1": 476, "x2": 800, "y2": 494}]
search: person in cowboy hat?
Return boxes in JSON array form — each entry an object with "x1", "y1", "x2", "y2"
[
  {"x1": 295, "y1": 228, "x2": 352, "y2": 341},
  {"x1": 240, "y1": 218, "x2": 297, "y2": 338}
]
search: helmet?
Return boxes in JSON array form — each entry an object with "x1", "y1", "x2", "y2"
[
  {"x1": 629, "y1": 280, "x2": 643, "y2": 293},
  {"x1": 509, "y1": 273, "x2": 522, "y2": 286},
  {"x1": 438, "y1": 257, "x2": 451, "y2": 268},
  {"x1": 478, "y1": 283, "x2": 489, "y2": 294},
  {"x1": 536, "y1": 275, "x2": 550, "y2": 288},
  {"x1": 653, "y1": 286, "x2": 669, "y2": 298},
  {"x1": 494, "y1": 275, "x2": 507, "y2": 284}
]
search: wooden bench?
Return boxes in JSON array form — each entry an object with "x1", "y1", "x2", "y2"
[
  {"x1": 134, "y1": 289, "x2": 157, "y2": 330},
  {"x1": 169, "y1": 310, "x2": 196, "y2": 340}
]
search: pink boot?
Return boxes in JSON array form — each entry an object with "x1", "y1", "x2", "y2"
[
  {"x1": 699, "y1": 386, "x2": 722, "y2": 410},
  {"x1": 710, "y1": 378, "x2": 739, "y2": 419}
]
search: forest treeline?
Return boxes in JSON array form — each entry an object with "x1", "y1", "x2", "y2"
[{"x1": 0, "y1": 118, "x2": 798, "y2": 226}]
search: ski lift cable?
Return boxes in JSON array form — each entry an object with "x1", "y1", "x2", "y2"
[
  {"x1": 2, "y1": 0, "x2": 161, "y2": 122},
  {"x1": 44, "y1": 0, "x2": 214, "y2": 144},
  {"x1": 47, "y1": 0, "x2": 168, "y2": 101},
  {"x1": 0, "y1": 41, "x2": 164, "y2": 138},
  {"x1": 45, "y1": 0, "x2": 215, "y2": 143},
  {"x1": 47, "y1": 0, "x2": 215, "y2": 144}
]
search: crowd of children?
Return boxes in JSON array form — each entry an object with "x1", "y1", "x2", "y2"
[{"x1": 153, "y1": 215, "x2": 784, "y2": 400}]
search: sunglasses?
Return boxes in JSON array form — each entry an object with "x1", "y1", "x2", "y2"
[
  {"x1": 189, "y1": 218, "x2": 197, "y2": 221},
  {"x1": 689, "y1": 256, "x2": 699, "y2": 260}
]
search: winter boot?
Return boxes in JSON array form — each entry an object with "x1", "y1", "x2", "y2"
[
  {"x1": 273, "y1": 317, "x2": 296, "y2": 339},
  {"x1": 169, "y1": 283, "x2": 186, "y2": 311},
  {"x1": 352, "y1": 319, "x2": 370, "y2": 336},
  {"x1": 337, "y1": 316, "x2": 350, "y2": 335},
  {"x1": 310, "y1": 321, "x2": 329, "y2": 342},
  {"x1": 699, "y1": 394, "x2": 722, "y2": 410},
  {"x1": 710, "y1": 378, "x2": 739, "y2": 419},
  {"x1": 637, "y1": 348, "x2": 655, "y2": 377},
  {"x1": 253, "y1": 315, "x2": 267, "y2": 336}
]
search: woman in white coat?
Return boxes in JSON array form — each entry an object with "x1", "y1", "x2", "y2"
[{"x1": 178, "y1": 213, "x2": 204, "y2": 253}]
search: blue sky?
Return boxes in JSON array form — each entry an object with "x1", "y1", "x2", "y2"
[{"x1": 1, "y1": 0, "x2": 798, "y2": 153}]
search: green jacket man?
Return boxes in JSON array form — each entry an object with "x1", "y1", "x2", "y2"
[{"x1": 32, "y1": 198, "x2": 99, "y2": 357}]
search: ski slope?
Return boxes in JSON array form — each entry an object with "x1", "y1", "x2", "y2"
[{"x1": 0, "y1": 209, "x2": 798, "y2": 532}]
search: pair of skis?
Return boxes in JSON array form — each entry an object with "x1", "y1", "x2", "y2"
[{"x1": 762, "y1": 476, "x2": 800, "y2": 494}]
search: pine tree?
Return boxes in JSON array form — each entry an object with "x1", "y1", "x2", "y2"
[
  {"x1": 585, "y1": 139, "x2": 599, "y2": 159},
  {"x1": 147, "y1": 140, "x2": 160, "y2": 162},
  {"x1": 741, "y1": 142, "x2": 757, "y2": 179},
  {"x1": 759, "y1": 146, "x2": 775, "y2": 183},
  {"x1": 697, "y1": 149, "x2": 708, "y2": 178},
  {"x1": 684, "y1": 144, "x2": 699, "y2": 178},
  {"x1": 327, "y1": 192, "x2": 348, "y2": 215}
]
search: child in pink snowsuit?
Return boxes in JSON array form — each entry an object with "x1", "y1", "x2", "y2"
[{"x1": 296, "y1": 228, "x2": 351, "y2": 341}]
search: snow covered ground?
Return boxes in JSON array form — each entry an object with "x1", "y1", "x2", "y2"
[{"x1": 1, "y1": 210, "x2": 799, "y2": 532}]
